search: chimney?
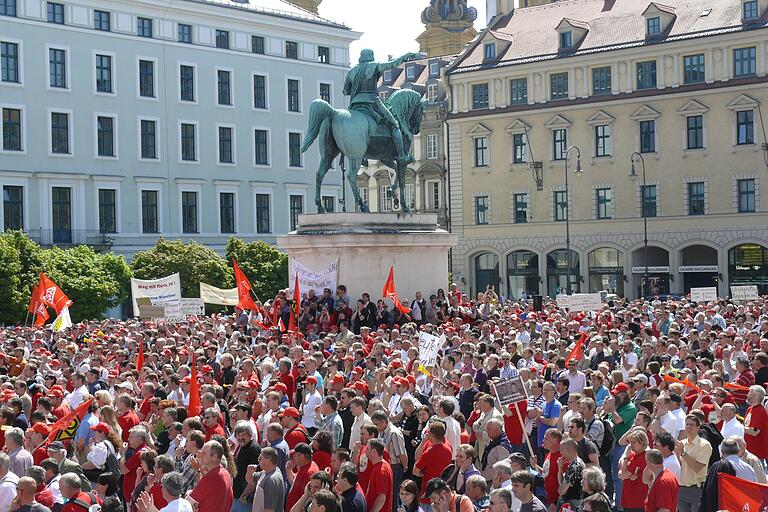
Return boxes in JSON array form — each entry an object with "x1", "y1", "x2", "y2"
[{"x1": 487, "y1": 0, "x2": 516, "y2": 22}]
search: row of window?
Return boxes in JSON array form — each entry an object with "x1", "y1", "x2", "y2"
[
  {"x1": 473, "y1": 109, "x2": 755, "y2": 167},
  {"x1": 1, "y1": 185, "x2": 324, "y2": 235},
  {"x1": 0, "y1": 0, "x2": 332, "y2": 63},
  {"x1": 473, "y1": 179, "x2": 757, "y2": 225},
  {"x1": 0, "y1": 43, "x2": 331, "y2": 112},
  {"x1": 1, "y1": 107, "x2": 306, "y2": 166},
  {"x1": 470, "y1": 46, "x2": 758, "y2": 109}
]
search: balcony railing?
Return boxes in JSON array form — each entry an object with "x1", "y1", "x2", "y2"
[{"x1": 26, "y1": 229, "x2": 114, "y2": 250}]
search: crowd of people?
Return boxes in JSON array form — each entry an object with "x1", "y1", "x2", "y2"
[{"x1": 0, "y1": 282, "x2": 767, "y2": 512}]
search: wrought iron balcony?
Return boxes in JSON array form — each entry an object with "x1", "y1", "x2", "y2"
[{"x1": 26, "y1": 229, "x2": 114, "y2": 250}]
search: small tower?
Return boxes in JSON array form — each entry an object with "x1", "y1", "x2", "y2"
[
  {"x1": 285, "y1": 0, "x2": 321, "y2": 15},
  {"x1": 417, "y1": 0, "x2": 478, "y2": 58}
]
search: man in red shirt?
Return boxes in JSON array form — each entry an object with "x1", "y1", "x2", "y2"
[
  {"x1": 203, "y1": 407, "x2": 225, "y2": 441},
  {"x1": 279, "y1": 407, "x2": 311, "y2": 449},
  {"x1": 188, "y1": 440, "x2": 234, "y2": 512},
  {"x1": 278, "y1": 358, "x2": 296, "y2": 406},
  {"x1": 643, "y1": 448, "x2": 678, "y2": 512},
  {"x1": 49, "y1": 388, "x2": 70, "y2": 420},
  {"x1": 116, "y1": 393, "x2": 140, "y2": 443},
  {"x1": 121, "y1": 426, "x2": 149, "y2": 503},
  {"x1": 285, "y1": 443, "x2": 319, "y2": 512},
  {"x1": 28, "y1": 422, "x2": 50, "y2": 465},
  {"x1": 59, "y1": 473, "x2": 102, "y2": 512},
  {"x1": 413, "y1": 421, "x2": 453, "y2": 506},
  {"x1": 365, "y1": 439, "x2": 393, "y2": 512},
  {"x1": 531, "y1": 427, "x2": 562, "y2": 506}
]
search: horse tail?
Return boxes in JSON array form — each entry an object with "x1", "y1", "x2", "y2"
[{"x1": 302, "y1": 99, "x2": 337, "y2": 153}]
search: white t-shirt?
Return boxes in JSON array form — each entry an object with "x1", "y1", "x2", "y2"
[
  {"x1": 0, "y1": 472, "x2": 18, "y2": 512},
  {"x1": 663, "y1": 453, "x2": 682, "y2": 481},
  {"x1": 160, "y1": 498, "x2": 194, "y2": 512},
  {"x1": 301, "y1": 391, "x2": 323, "y2": 429},
  {"x1": 658, "y1": 412, "x2": 679, "y2": 437},
  {"x1": 721, "y1": 417, "x2": 745, "y2": 439},
  {"x1": 87, "y1": 440, "x2": 119, "y2": 469}
]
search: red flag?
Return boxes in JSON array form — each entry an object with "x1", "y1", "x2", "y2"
[
  {"x1": 233, "y1": 259, "x2": 258, "y2": 311},
  {"x1": 719, "y1": 472, "x2": 768, "y2": 511},
  {"x1": 271, "y1": 299, "x2": 281, "y2": 326},
  {"x1": 288, "y1": 274, "x2": 300, "y2": 332},
  {"x1": 38, "y1": 273, "x2": 72, "y2": 315},
  {"x1": 28, "y1": 283, "x2": 40, "y2": 314},
  {"x1": 663, "y1": 374, "x2": 703, "y2": 393},
  {"x1": 136, "y1": 341, "x2": 145, "y2": 373},
  {"x1": 34, "y1": 301, "x2": 50, "y2": 327},
  {"x1": 382, "y1": 266, "x2": 411, "y2": 314},
  {"x1": 565, "y1": 333, "x2": 587, "y2": 364},
  {"x1": 724, "y1": 382, "x2": 751, "y2": 392},
  {"x1": 188, "y1": 352, "x2": 201, "y2": 418},
  {"x1": 47, "y1": 398, "x2": 93, "y2": 443}
]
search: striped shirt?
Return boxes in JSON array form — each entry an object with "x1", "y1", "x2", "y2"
[{"x1": 381, "y1": 423, "x2": 407, "y2": 465}]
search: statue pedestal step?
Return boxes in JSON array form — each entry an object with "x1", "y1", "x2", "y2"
[{"x1": 277, "y1": 213, "x2": 458, "y2": 304}]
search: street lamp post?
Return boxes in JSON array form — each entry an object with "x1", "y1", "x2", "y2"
[
  {"x1": 630, "y1": 152, "x2": 648, "y2": 298},
  {"x1": 564, "y1": 145, "x2": 582, "y2": 295}
]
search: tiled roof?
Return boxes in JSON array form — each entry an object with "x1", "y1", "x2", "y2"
[
  {"x1": 186, "y1": 0, "x2": 349, "y2": 29},
  {"x1": 449, "y1": 0, "x2": 766, "y2": 74},
  {"x1": 379, "y1": 56, "x2": 456, "y2": 89}
]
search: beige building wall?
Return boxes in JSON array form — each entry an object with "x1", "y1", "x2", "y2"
[{"x1": 447, "y1": 21, "x2": 768, "y2": 300}]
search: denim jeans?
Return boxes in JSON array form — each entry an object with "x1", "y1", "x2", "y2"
[
  {"x1": 611, "y1": 444, "x2": 625, "y2": 509},
  {"x1": 391, "y1": 463, "x2": 404, "y2": 512},
  {"x1": 231, "y1": 499, "x2": 252, "y2": 512}
]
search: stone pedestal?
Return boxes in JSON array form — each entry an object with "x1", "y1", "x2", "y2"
[{"x1": 277, "y1": 213, "x2": 458, "y2": 302}]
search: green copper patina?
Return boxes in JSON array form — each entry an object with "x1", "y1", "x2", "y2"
[{"x1": 302, "y1": 49, "x2": 425, "y2": 213}]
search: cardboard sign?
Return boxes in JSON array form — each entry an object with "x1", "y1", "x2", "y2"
[
  {"x1": 493, "y1": 375, "x2": 529, "y2": 405},
  {"x1": 559, "y1": 293, "x2": 602, "y2": 312},
  {"x1": 288, "y1": 259, "x2": 339, "y2": 297},
  {"x1": 137, "y1": 304, "x2": 166, "y2": 320},
  {"x1": 418, "y1": 331, "x2": 444, "y2": 368},
  {"x1": 731, "y1": 285, "x2": 759, "y2": 301},
  {"x1": 179, "y1": 298, "x2": 205, "y2": 316},
  {"x1": 690, "y1": 287, "x2": 718, "y2": 302}
]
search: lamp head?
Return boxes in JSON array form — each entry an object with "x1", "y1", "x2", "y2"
[
  {"x1": 629, "y1": 162, "x2": 638, "y2": 180},
  {"x1": 574, "y1": 157, "x2": 583, "y2": 175}
]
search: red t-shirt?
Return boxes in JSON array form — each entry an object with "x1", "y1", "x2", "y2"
[
  {"x1": 285, "y1": 461, "x2": 319, "y2": 512},
  {"x1": 644, "y1": 469, "x2": 678, "y2": 512},
  {"x1": 745, "y1": 404, "x2": 768, "y2": 458},
  {"x1": 138, "y1": 398, "x2": 152, "y2": 419},
  {"x1": 189, "y1": 466, "x2": 234, "y2": 512},
  {"x1": 284, "y1": 424, "x2": 310, "y2": 449},
  {"x1": 35, "y1": 485, "x2": 55, "y2": 508},
  {"x1": 118, "y1": 410, "x2": 140, "y2": 442},
  {"x1": 621, "y1": 450, "x2": 648, "y2": 509},
  {"x1": 415, "y1": 441, "x2": 453, "y2": 504},
  {"x1": 502, "y1": 401, "x2": 528, "y2": 445},
  {"x1": 544, "y1": 450, "x2": 561, "y2": 505},
  {"x1": 280, "y1": 372, "x2": 296, "y2": 406},
  {"x1": 53, "y1": 403, "x2": 70, "y2": 420},
  {"x1": 366, "y1": 460, "x2": 393, "y2": 512},
  {"x1": 61, "y1": 491, "x2": 101, "y2": 512},
  {"x1": 122, "y1": 445, "x2": 148, "y2": 502},
  {"x1": 33, "y1": 445, "x2": 48, "y2": 465},
  {"x1": 150, "y1": 482, "x2": 167, "y2": 509},
  {"x1": 313, "y1": 450, "x2": 332, "y2": 471},
  {"x1": 205, "y1": 423, "x2": 225, "y2": 441}
]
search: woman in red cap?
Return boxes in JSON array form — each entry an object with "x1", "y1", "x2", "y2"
[{"x1": 82, "y1": 422, "x2": 121, "y2": 482}]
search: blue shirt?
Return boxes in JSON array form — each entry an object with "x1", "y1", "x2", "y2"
[
  {"x1": 536, "y1": 399, "x2": 561, "y2": 447},
  {"x1": 594, "y1": 386, "x2": 610, "y2": 407},
  {"x1": 74, "y1": 412, "x2": 99, "y2": 447}
]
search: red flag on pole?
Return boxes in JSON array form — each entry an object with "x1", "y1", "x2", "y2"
[
  {"x1": 188, "y1": 352, "x2": 201, "y2": 418},
  {"x1": 565, "y1": 333, "x2": 587, "y2": 364},
  {"x1": 719, "y1": 473, "x2": 768, "y2": 511},
  {"x1": 233, "y1": 259, "x2": 259, "y2": 311},
  {"x1": 46, "y1": 398, "x2": 93, "y2": 443},
  {"x1": 288, "y1": 274, "x2": 300, "y2": 332},
  {"x1": 38, "y1": 273, "x2": 72, "y2": 315},
  {"x1": 28, "y1": 283, "x2": 40, "y2": 314},
  {"x1": 136, "y1": 340, "x2": 145, "y2": 373},
  {"x1": 382, "y1": 266, "x2": 411, "y2": 314},
  {"x1": 663, "y1": 374, "x2": 703, "y2": 393},
  {"x1": 34, "y1": 301, "x2": 50, "y2": 327}
]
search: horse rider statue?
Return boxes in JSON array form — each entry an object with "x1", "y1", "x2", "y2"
[{"x1": 343, "y1": 49, "x2": 421, "y2": 166}]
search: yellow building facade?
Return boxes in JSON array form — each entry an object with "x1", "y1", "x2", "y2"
[{"x1": 446, "y1": 0, "x2": 768, "y2": 299}]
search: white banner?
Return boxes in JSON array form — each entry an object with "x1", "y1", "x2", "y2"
[
  {"x1": 199, "y1": 282, "x2": 239, "y2": 306},
  {"x1": 179, "y1": 298, "x2": 205, "y2": 316},
  {"x1": 690, "y1": 286, "x2": 718, "y2": 302},
  {"x1": 731, "y1": 285, "x2": 759, "y2": 301},
  {"x1": 131, "y1": 274, "x2": 183, "y2": 321},
  {"x1": 418, "y1": 331, "x2": 444, "y2": 368},
  {"x1": 558, "y1": 293, "x2": 602, "y2": 312},
  {"x1": 289, "y1": 259, "x2": 339, "y2": 297}
]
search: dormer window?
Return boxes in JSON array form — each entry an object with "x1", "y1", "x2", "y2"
[
  {"x1": 743, "y1": 0, "x2": 759, "y2": 20},
  {"x1": 647, "y1": 16, "x2": 661, "y2": 35},
  {"x1": 560, "y1": 31, "x2": 573, "y2": 49},
  {"x1": 406, "y1": 66, "x2": 415, "y2": 80},
  {"x1": 383, "y1": 70, "x2": 392, "y2": 83},
  {"x1": 429, "y1": 61, "x2": 439, "y2": 76},
  {"x1": 484, "y1": 43, "x2": 496, "y2": 60}
]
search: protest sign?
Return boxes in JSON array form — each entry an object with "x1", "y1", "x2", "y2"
[
  {"x1": 131, "y1": 274, "x2": 183, "y2": 321},
  {"x1": 200, "y1": 282, "x2": 239, "y2": 306},
  {"x1": 289, "y1": 259, "x2": 339, "y2": 297},
  {"x1": 418, "y1": 331, "x2": 444, "y2": 368},
  {"x1": 690, "y1": 286, "x2": 718, "y2": 302},
  {"x1": 179, "y1": 298, "x2": 205, "y2": 316},
  {"x1": 493, "y1": 375, "x2": 529, "y2": 406},
  {"x1": 731, "y1": 285, "x2": 758, "y2": 301},
  {"x1": 558, "y1": 293, "x2": 601, "y2": 312}
]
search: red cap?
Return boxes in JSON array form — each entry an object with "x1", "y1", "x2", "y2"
[
  {"x1": 353, "y1": 381, "x2": 368, "y2": 392},
  {"x1": 406, "y1": 375, "x2": 416, "y2": 385},
  {"x1": 48, "y1": 389, "x2": 64, "y2": 398},
  {"x1": 305, "y1": 376, "x2": 318, "y2": 385},
  {"x1": 181, "y1": 376, "x2": 191, "y2": 384},
  {"x1": 278, "y1": 407, "x2": 300, "y2": 419},
  {"x1": 611, "y1": 382, "x2": 630, "y2": 395},
  {"x1": 272, "y1": 382, "x2": 288, "y2": 393},
  {"x1": 31, "y1": 423, "x2": 50, "y2": 436},
  {"x1": 352, "y1": 367, "x2": 363, "y2": 376},
  {"x1": 390, "y1": 360, "x2": 403, "y2": 369},
  {"x1": 201, "y1": 365, "x2": 213, "y2": 374},
  {"x1": 90, "y1": 422, "x2": 111, "y2": 435},
  {"x1": 332, "y1": 373, "x2": 346, "y2": 385}
]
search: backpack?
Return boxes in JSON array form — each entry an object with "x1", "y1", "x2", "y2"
[
  {"x1": 104, "y1": 449, "x2": 120, "y2": 475},
  {"x1": 588, "y1": 417, "x2": 615, "y2": 457},
  {"x1": 455, "y1": 494, "x2": 485, "y2": 512},
  {"x1": 71, "y1": 491, "x2": 99, "y2": 511}
]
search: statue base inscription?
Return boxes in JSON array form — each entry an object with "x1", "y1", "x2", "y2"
[{"x1": 277, "y1": 213, "x2": 458, "y2": 302}]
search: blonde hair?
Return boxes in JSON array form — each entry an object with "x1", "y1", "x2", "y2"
[
  {"x1": 98, "y1": 405, "x2": 123, "y2": 440},
  {"x1": 625, "y1": 428, "x2": 649, "y2": 450},
  {"x1": 94, "y1": 390, "x2": 113, "y2": 407}
]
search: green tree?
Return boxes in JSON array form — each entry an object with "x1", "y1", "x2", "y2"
[
  {"x1": 41, "y1": 245, "x2": 132, "y2": 321},
  {"x1": 0, "y1": 236, "x2": 23, "y2": 324},
  {"x1": 0, "y1": 230, "x2": 44, "y2": 318},
  {"x1": 131, "y1": 238, "x2": 233, "y2": 299},
  {"x1": 225, "y1": 238, "x2": 288, "y2": 301}
]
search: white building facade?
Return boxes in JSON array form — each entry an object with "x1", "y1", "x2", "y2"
[{"x1": 0, "y1": 0, "x2": 358, "y2": 257}]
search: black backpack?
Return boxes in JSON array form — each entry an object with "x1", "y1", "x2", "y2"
[{"x1": 589, "y1": 417, "x2": 616, "y2": 457}]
